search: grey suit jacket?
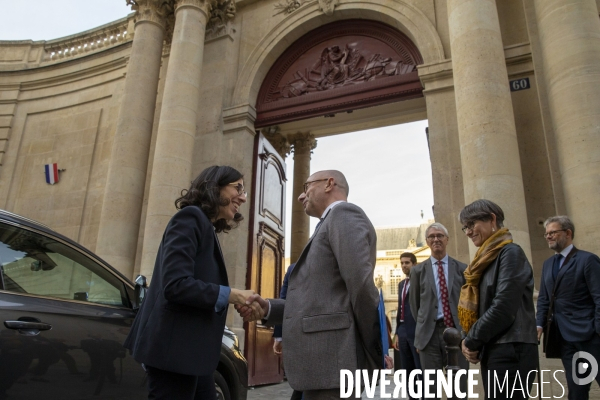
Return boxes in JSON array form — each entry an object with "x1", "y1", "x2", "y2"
[
  {"x1": 266, "y1": 202, "x2": 382, "y2": 391},
  {"x1": 409, "y1": 256, "x2": 467, "y2": 350}
]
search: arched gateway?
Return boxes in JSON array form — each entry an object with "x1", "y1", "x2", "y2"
[{"x1": 2, "y1": 0, "x2": 600, "y2": 387}]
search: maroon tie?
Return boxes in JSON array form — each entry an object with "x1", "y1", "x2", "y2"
[
  {"x1": 437, "y1": 260, "x2": 454, "y2": 327},
  {"x1": 400, "y1": 278, "x2": 409, "y2": 321}
]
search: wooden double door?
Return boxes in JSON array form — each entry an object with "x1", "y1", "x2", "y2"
[{"x1": 245, "y1": 133, "x2": 287, "y2": 386}]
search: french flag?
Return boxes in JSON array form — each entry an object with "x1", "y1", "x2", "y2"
[{"x1": 45, "y1": 163, "x2": 59, "y2": 185}]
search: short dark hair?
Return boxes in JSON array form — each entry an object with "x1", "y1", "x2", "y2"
[
  {"x1": 459, "y1": 199, "x2": 505, "y2": 228},
  {"x1": 175, "y1": 165, "x2": 244, "y2": 233},
  {"x1": 400, "y1": 252, "x2": 417, "y2": 265},
  {"x1": 544, "y1": 215, "x2": 575, "y2": 239}
]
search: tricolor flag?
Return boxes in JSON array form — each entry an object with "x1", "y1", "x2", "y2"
[{"x1": 45, "y1": 163, "x2": 59, "y2": 185}]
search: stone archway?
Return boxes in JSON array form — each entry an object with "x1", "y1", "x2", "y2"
[
  {"x1": 254, "y1": 19, "x2": 424, "y2": 127},
  {"x1": 229, "y1": 0, "x2": 445, "y2": 108}
]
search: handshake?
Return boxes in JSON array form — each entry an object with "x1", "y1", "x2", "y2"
[{"x1": 228, "y1": 289, "x2": 269, "y2": 322}]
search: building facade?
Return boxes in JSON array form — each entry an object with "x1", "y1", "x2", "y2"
[{"x1": 2, "y1": 0, "x2": 600, "y2": 383}]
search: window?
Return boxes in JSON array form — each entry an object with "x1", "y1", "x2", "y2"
[
  {"x1": 390, "y1": 309, "x2": 397, "y2": 335},
  {"x1": 389, "y1": 268, "x2": 404, "y2": 295},
  {"x1": 0, "y1": 223, "x2": 127, "y2": 307}
]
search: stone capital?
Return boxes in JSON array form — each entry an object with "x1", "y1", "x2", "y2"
[
  {"x1": 262, "y1": 127, "x2": 291, "y2": 158},
  {"x1": 175, "y1": 0, "x2": 217, "y2": 13},
  {"x1": 289, "y1": 132, "x2": 317, "y2": 155},
  {"x1": 127, "y1": 0, "x2": 175, "y2": 30}
]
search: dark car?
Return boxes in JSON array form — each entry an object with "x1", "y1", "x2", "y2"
[{"x1": 0, "y1": 209, "x2": 248, "y2": 400}]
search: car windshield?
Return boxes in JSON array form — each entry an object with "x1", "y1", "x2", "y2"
[{"x1": 0, "y1": 222, "x2": 128, "y2": 307}]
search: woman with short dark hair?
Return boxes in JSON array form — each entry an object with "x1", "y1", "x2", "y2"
[
  {"x1": 458, "y1": 199, "x2": 538, "y2": 400},
  {"x1": 124, "y1": 165, "x2": 256, "y2": 399}
]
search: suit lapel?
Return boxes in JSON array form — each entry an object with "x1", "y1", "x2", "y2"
[
  {"x1": 554, "y1": 247, "x2": 578, "y2": 287},
  {"x1": 292, "y1": 212, "x2": 331, "y2": 277},
  {"x1": 424, "y1": 259, "x2": 437, "y2": 298},
  {"x1": 212, "y1": 230, "x2": 229, "y2": 286},
  {"x1": 447, "y1": 258, "x2": 455, "y2": 292}
]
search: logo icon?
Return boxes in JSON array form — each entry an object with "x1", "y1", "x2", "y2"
[{"x1": 572, "y1": 351, "x2": 598, "y2": 386}]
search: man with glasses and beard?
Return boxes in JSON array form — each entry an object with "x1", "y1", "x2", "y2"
[
  {"x1": 536, "y1": 216, "x2": 600, "y2": 400},
  {"x1": 409, "y1": 223, "x2": 468, "y2": 399}
]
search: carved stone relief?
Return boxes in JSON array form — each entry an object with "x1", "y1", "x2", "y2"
[
  {"x1": 318, "y1": 0, "x2": 339, "y2": 16},
  {"x1": 277, "y1": 44, "x2": 416, "y2": 100},
  {"x1": 206, "y1": 0, "x2": 236, "y2": 40},
  {"x1": 274, "y1": 0, "x2": 303, "y2": 16},
  {"x1": 255, "y1": 20, "x2": 424, "y2": 128}
]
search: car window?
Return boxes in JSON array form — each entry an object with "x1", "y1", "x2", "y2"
[{"x1": 0, "y1": 222, "x2": 128, "y2": 307}]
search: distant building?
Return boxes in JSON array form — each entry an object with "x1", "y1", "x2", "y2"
[{"x1": 374, "y1": 220, "x2": 433, "y2": 334}]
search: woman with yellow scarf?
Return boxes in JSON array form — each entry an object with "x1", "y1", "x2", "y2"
[{"x1": 458, "y1": 199, "x2": 538, "y2": 400}]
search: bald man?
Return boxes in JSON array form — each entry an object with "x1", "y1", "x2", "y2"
[{"x1": 240, "y1": 170, "x2": 383, "y2": 400}]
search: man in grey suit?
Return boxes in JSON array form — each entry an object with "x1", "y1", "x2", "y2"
[
  {"x1": 240, "y1": 170, "x2": 383, "y2": 400},
  {"x1": 409, "y1": 222, "x2": 468, "y2": 398}
]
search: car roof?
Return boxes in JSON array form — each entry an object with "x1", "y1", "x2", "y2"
[{"x1": 0, "y1": 209, "x2": 135, "y2": 287}]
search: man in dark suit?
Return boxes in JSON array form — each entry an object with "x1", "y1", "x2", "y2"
[
  {"x1": 409, "y1": 222, "x2": 468, "y2": 399},
  {"x1": 241, "y1": 170, "x2": 383, "y2": 400},
  {"x1": 273, "y1": 263, "x2": 303, "y2": 400},
  {"x1": 393, "y1": 252, "x2": 421, "y2": 400},
  {"x1": 536, "y1": 215, "x2": 600, "y2": 400}
]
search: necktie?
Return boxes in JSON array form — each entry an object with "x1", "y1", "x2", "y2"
[
  {"x1": 552, "y1": 253, "x2": 562, "y2": 280},
  {"x1": 437, "y1": 260, "x2": 454, "y2": 328},
  {"x1": 400, "y1": 278, "x2": 409, "y2": 321}
]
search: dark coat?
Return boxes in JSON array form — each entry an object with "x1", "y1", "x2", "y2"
[
  {"x1": 395, "y1": 279, "x2": 416, "y2": 341},
  {"x1": 274, "y1": 263, "x2": 295, "y2": 338},
  {"x1": 463, "y1": 243, "x2": 537, "y2": 352},
  {"x1": 536, "y1": 247, "x2": 600, "y2": 356},
  {"x1": 123, "y1": 206, "x2": 229, "y2": 376}
]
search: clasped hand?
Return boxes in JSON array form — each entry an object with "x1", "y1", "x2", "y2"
[{"x1": 235, "y1": 293, "x2": 269, "y2": 322}]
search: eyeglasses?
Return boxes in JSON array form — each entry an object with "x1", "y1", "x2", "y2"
[
  {"x1": 543, "y1": 229, "x2": 566, "y2": 238},
  {"x1": 228, "y1": 183, "x2": 247, "y2": 197},
  {"x1": 303, "y1": 178, "x2": 329, "y2": 193},
  {"x1": 461, "y1": 222, "x2": 475, "y2": 233},
  {"x1": 426, "y1": 234, "x2": 446, "y2": 241}
]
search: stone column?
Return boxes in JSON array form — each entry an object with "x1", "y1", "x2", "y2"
[
  {"x1": 95, "y1": 0, "x2": 173, "y2": 278},
  {"x1": 533, "y1": 0, "x2": 600, "y2": 252},
  {"x1": 140, "y1": 0, "x2": 215, "y2": 278},
  {"x1": 263, "y1": 127, "x2": 291, "y2": 159},
  {"x1": 447, "y1": 0, "x2": 532, "y2": 259},
  {"x1": 288, "y1": 133, "x2": 316, "y2": 263}
]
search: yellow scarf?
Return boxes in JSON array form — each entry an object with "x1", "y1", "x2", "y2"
[{"x1": 458, "y1": 227, "x2": 513, "y2": 333}]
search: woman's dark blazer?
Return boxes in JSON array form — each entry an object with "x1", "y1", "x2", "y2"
[
  {"x1": 463, "y1": 243, "x2": 538, "y2": 352},
  {"x1": 124, "y1": 205, "x2": 229, "y2": 376}
]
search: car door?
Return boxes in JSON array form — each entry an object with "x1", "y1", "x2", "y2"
[{"x1": 0, "y1": 220, "x2": 146, "y2": 399}]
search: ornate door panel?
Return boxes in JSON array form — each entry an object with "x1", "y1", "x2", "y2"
[{"x1": 245, "y1": 133, "x2": 286, "y2": 386}]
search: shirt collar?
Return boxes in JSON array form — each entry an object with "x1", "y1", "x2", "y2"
[
  {"x1": 430, "y1": 254, "x2": 449, "y2": 265},
  {"x1": 320, "y1": 200, "x2": 345, "y2": 219},
  {"x1": 559, "y1": 244, "x2": 573, "y2": 258}
]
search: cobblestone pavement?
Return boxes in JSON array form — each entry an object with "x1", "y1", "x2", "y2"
[{"x1": 247, "y1": 344, "x2": 600, "y2": 399}]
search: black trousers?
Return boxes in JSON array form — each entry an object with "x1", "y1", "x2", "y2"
[
  {"x1": 559, "y1": 332, "x2": 600, "y2": 400},
  {"x1": 290, "y1": 389, "x2": 303, "y2": 400},
  {"x1": 397, "y1": 334, "x2": 421, "y2": 400},
  {"x1": 146, "y1": 365, "x2": 216, "y2": 400},
  {"x1": 481, "y1": 342, "x2": 538, "y2": 400}
]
